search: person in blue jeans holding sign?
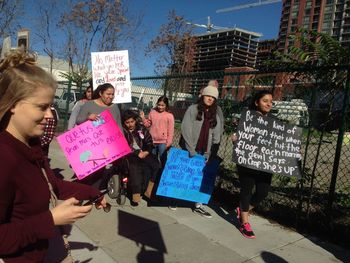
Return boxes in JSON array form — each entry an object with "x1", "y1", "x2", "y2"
[
  {"x1": 234, "y1": 90, "x2": 274, "y2": 239},
  {"x1": 172, "y1": 85, "x2": 222, "y2": 218}
]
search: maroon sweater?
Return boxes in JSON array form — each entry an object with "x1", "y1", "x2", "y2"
[{"x1": 0, "y1": 131, "x2": 100, "y2": 262}]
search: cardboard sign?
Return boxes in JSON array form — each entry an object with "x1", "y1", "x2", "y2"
[
  {"x1": 233, "y1": 109, "x2": 302, "y2": 178},
  {"x1": 91, "y1": 50, "x2": 131, "y2": 103},
  {"x1": 57, "y1": 110, "x2": 131, "y2": 180},
  {"x1": 156, "y1": 148, "x2": 221, "y2": 204}
]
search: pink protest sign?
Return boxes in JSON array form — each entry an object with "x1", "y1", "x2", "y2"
[{"x1": 57, "y1": 109, "x2": 131, "y2": 180}]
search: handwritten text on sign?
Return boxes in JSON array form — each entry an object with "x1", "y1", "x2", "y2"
[
  {"x1": 233, "y1": 109, "x2": 302, "y2": 178},
  {"x1": 156, "y1": 148, "x2": 220, "y2": 204},
  {"x1": 91, "y1": 50, "x2": 131, "y2": 103},
  {"x1": 57, "y1": 110, "x2": 131, "y2": 180}
]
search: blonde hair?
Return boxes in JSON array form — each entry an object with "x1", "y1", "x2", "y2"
[{"x1": 0, "y1": 50, "x2": 57, "y2": 128}]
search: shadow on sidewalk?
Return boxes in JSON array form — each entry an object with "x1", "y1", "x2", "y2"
[
  {"x1": 260, "y1": 251, "x2": 288, "y2": 263},
  {"x1": 44, "y1": 224, "x2": 97, "y2": 263},
  {"x1": 118, "y1": 210, "x2": 167, "y2": 263},
  {"x1": 306, "y1": 236, "x2": 350, "y2": 262},
  {"x1": 208, "y1": 201, "x2": 241, "y2": 231}
]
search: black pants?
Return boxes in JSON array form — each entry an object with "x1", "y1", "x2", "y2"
[
  {"x1": 237, "y1": 165, "x2": 272, "y2": 212},
  {"x1": 125, "y1": 153, "x2": 161, "y2": 194}
]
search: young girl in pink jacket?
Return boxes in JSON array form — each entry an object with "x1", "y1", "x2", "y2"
[{"x1": 141, "y1": 96, "x2": 174, "y2": 167}]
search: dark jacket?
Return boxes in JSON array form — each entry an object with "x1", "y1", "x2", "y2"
[
  {"x1": 123, "y1": 125, "x2": 154, "y2": 154},
  {"x1": 0, "y1": 131, "x2": 100, "y2": 262}
]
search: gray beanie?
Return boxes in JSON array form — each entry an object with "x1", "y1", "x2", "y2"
[{"x1": 202, "y1": 85, "x2": 219, "y2": 99}]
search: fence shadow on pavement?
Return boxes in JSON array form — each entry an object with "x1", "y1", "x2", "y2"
[{"x1": 306, "y1": 236, "x2": 350, "y2": 262}]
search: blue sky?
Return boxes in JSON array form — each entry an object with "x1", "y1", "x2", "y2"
[
  {"x1": 21, "y1": 0, "x2": 283, "y2": 77},
  {"x1": 127, "y1": 0, "x2": 283, "y2": 76}
]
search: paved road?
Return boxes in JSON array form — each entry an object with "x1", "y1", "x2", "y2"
[{"x1": 48, "y1": 138, "x2": 349, "y2": 263}]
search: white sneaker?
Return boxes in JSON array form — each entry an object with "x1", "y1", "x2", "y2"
[
  {"x1": 168, "y1": 205, "x2": 177, "y2": 211},
  {"x1": 193, "y1": 206, "x2": 212, "y2": 218}
]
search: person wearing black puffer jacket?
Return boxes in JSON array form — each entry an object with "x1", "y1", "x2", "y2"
[{"x1": 122, "y1": 110, "x2": 161, "y2": 205}]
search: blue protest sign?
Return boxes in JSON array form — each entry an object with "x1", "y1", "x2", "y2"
[{"x1": 156, "y1": 148, "x2": 221, "y2": 204}]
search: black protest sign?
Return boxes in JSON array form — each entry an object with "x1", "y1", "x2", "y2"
[{"x1": 233, "y1": 109, "x2": 302, "y2": 178}]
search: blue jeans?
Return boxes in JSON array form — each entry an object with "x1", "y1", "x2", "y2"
[{"x1": 152, "y1": 143, "x2": 167, "y2": 167}]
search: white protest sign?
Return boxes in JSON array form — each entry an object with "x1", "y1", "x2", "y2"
[{"x1": 91, "y1": 50, "x2": 131, "y2": 103}]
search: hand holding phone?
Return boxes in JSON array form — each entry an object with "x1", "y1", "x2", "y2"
[{"x1": 83, "y1": 189, "x2": 109, "y2": 206}]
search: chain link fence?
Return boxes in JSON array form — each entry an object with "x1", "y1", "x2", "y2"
[{"x1": 55, "y1": 66, "x2": 350, "y2": 246}]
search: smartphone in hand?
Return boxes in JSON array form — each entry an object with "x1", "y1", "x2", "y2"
[{"x1": 82, "y1": 189, "x2": 109, "y2": 206}]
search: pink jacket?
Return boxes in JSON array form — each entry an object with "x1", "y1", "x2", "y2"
[{"x1": 143, "y1": 110, "x2": 174, "y2": 147}]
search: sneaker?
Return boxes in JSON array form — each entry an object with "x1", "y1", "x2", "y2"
[
  {"x1": 239, "y1": 223, "x2": 256, "y2": 239},
  {"x1": 193, "y1": 206, "x2": 212, "y2": 218},
  {"x1": 236, "y1": 207, "x2": 241, "y2": 223},
  {"x1": 168, "y1": 205, "x2": 177, "y2": 211}
]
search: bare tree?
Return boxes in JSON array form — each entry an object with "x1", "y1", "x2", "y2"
[
  {"x1": 146, "y1": 10, "x2": 196, "y2": 95},
  {"x1": 0, "y1": 0, "x2": 23, "y2": 54},
  {"x1": 58, "y1": 0, "x2": 139, "y2": 86},
  {"x1": 146, "y1": 10, "x2": 196, "y2": 75},
  {"x1": 33, "y1": 0, "x2": 61, "y2": 73}
]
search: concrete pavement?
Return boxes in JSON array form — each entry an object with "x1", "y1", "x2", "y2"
[{"x1": 49, "y1": 138, "x2": 350, "y2": 263}]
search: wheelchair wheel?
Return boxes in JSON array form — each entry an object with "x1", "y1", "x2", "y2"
[
  {"x1": 117, "y1": 194, "x2": 126, "y2": 205},
  {"x1": 107, "y1": 174, "x2": 120, "y2": 199}
]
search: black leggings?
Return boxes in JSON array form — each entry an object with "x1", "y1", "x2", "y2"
[
  {"x1": 126, "y1": 153, "x2": 161, "y2": 194},
  {"x1": 237, "y1": 165, "x2": 272, "y2": 212}
]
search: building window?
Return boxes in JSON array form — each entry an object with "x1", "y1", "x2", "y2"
[
  {"x1": 324, "y1": 6, "x2": 333, "y2": 12},
  {"x1": 324, "y1": 13, "x2": 332, "y2": 20}
]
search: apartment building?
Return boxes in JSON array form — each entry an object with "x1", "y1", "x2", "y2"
[
  {"x1": 278, "y1": 0, "x2": 350, "y2": 52},
  {"x1": 189, "y1": 27, "x2": 262, "y2": 93}
]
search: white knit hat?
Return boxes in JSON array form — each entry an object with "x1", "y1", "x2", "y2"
[{"x1": 202, "y1": 85, "x2": 219, "y2": 99}]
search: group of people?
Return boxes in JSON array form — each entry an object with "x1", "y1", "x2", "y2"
[
  {"x1": 67, "y1": 78, "x2": 275, "y2": 240},
  {"x1": 0, "y1": 49, "x2": 275, "y2": 261}
]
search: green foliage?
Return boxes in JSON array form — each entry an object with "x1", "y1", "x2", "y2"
[
  {"x1": 59, "y1": 70, "x2": 91, "y2": 91},
  {"x1": 336, "y1": 186, "x2": 350, "y2": 208},
  {"x1": 217, "y1": 97, "x2": 247, "y2": 134},
  {"x1": 245, "y1": 75, "x2": 275, "y2": 86},
  {"x1": 261, "y1": 28, "x2": 349, "y2": 91},
  {"x1": 266, "y1": 28, "x2": 350, "y2": 68}
]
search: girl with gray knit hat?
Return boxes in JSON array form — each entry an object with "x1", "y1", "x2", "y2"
[{"x1": 170, "y1": 85, "x2": 222, "y2": 218}]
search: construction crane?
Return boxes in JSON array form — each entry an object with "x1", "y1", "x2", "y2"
[
  {"x1": 216, "y1": 0, "x2": 282, "y2": 13},
  {"x1": 186, "y1": 16, "x2": 230, "y2": 32}
]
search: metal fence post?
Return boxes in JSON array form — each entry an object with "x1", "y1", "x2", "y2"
[
  {"x1": 234, "y1": 76, "x2": 240, "y2": 99},
  {"x1": 63, "y1": 79, "x2": 72, "y2": 130},
  {"x1": 327, "y1": 68, "x2": 350, "y2": 223}
]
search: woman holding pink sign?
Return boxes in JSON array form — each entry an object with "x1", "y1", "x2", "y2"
[
  {"x1": 76, "y1": 82, "x2": 122, "y2": 130},
  {"x1": 0, "y1": 50, "x2": 108, "y2": 262}
]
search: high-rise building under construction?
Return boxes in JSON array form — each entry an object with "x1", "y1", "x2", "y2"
[{"x1": 190, "y1": 27, "x2": 262, "y2": 92}]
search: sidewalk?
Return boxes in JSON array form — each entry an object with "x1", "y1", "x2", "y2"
[{"x1": 49, "y1": 139, "x2": 350, "y2": 263}]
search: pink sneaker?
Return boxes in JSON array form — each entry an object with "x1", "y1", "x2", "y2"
[{"x1": 239, "y1": 223, "x2": 256, "y2": 239}]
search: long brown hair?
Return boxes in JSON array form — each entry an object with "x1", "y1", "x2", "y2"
[{"x1": 196, "y1": 96, "x2": 217, "y2": 128}]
